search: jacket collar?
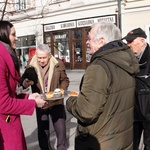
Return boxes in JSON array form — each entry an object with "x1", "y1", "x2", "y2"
[
  {"x1": 0, "y1": 42, "x2": 19, "y2": 80},
  {"x1": 139, "y1": 44, "x2": 150, "y2": 64},
  {"x1": 90, "y1": 40, "x2": 126, "y2": 62}
]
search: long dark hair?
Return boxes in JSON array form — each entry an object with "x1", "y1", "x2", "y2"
[
  {"x1": 0, "y1": 21, "x2": 13, "y2": 46},
  {"x1": 0, "y1": 21, "x2": 20, "y2": 72}
]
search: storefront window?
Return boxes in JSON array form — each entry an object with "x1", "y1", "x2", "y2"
[
  {"x1": 86, "y1": 28, "x2": 91, "y2": 62},
  {"x1": 16, "y1": 35, "x2": 36, "y2": 69},
  {"x1": 72, "y1": 30, "x2": 82, "y2": 39},
  {"x1": 21, "y1": 48, "x2": 29, "y2": 68},
  {"x1": 44, "y1": 33, "x2": 51, "y2": 43},
  {"x1": 16, "y1": 48, "x2": 29, "y2": 68},
  {"x1": 44, "y1": 28, "x2": 91, "y2": 69},
  {"x1": 17, "y1": 35, "x2": 35, "y2": 47},
  {"x1": 53, "y1": 31, "x2": 70, "y2": 62},
  {"x1": 72, "y1": 42, "x2": 82, "y2": 62}
]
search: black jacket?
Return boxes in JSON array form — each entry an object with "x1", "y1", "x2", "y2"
[{"x1": 134, "y1": 43, "x2": 150, "y2": 121}]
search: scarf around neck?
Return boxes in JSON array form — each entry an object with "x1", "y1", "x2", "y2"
[{"x1": 1, "y1": 41, "x2": 20, "y2": 72}]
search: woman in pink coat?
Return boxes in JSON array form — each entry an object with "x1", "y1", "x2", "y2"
[{"x1": 0, "y1": 21, "x2": 46, "y2": 150}]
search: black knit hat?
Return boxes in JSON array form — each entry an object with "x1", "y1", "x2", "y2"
[{"x1": 122, "y1": 28, "x2": 147, "y2": 41}]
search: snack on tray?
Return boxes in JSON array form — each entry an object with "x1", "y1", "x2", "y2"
[
  {"x1": 27, "y1": 80, "x2": 34, "y2": 85},
  {"x1": 59, "y1": 88, "x2": 64, "y2": 95},
  {"x1": 46, "y1": 91, "x2": 54, "y2": 99},
  {"x1": 68, "y1": 91, "x2": 78, "y2": 96}
]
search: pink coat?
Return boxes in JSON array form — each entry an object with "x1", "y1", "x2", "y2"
[{"x1": 0, "y1": 42, "x2": 36, "y2": 150}]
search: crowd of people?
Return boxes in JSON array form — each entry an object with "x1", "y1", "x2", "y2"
[{"x1": 0, "y1": 20, "x2": 149, "y2": 150}]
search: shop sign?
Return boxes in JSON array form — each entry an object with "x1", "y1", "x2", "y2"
[
  {"x1": 77, "y1": 15, "x2": 116, "y2": 27},
  {"x1": 44, "y1": 21, "x2": 76, "y2": 32},
  {"x1": 77, "y1": 19, "x2": 95, "y2": 28},
  {"x1": 54, "y1": 34, "x2": 66, "y2": 39},
  {"x1": 97, "y1": 16, "x2": 115, "y2": 23},
  {"x1": 44, "y1": 15, "x2": 116, "y2": 32}
]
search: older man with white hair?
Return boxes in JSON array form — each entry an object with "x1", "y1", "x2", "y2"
[
  {"x1": 122, "y1": 28, "x2": 150, "y2": 150},
  {"x1": 66, "y1": 21, "x2": 139, "y2": 150},
  {"x1": 20, "y1": 44, "x2": 69, "y2": 150}
]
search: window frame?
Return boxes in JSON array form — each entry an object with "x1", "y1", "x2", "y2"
[{"x1": 15, "y1": 0, "x2": 27, "y2": 11}]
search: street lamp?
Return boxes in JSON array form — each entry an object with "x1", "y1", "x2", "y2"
[{"x1": 117, "y1": 0, "x2": 122, "y2": 32}]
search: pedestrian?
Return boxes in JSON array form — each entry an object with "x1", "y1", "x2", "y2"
[
  {"x1": 66, "y1": 21, "x2": 139, "y2": 150},
  {"x1": 122, "y1": 28, "x2": 150, "y2": 150},
  {"x1": 0, "y1": 20, "x2": 46, "y2": 150},
  {"x1": 19, "y1": 44, "x2": 69, "y2": 150}
]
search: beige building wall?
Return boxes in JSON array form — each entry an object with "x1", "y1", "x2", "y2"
[
  {"x1": 13, "y1": 0, "x2": 118, "y2": 46},
  {"x1": 122, "y1": 10, "x2": 150, "y2": 40},
  {"x1": 122, "y1": 0, "x2": 150, "y2": 43},
  {"x1": 2, "y1": 0, "x2": 150, "y2": 44}
]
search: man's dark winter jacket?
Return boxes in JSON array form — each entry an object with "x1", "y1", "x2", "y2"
[
  {"x1": 134, "y1": 44, "x2": 150, "y2": 121},
  {"x1": 66, "y1": 40, "x2": 139, "y2": 150}
]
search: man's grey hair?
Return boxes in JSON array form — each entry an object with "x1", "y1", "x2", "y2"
[
  {"x1": 36, "y1": 44, "x2": 51, "y2": 53},
  {"x1": 92, "y1": 21, "x2": 122, "y2": 44}
]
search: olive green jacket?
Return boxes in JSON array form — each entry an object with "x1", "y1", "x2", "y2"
[{"x1": 66, "y1": 40, "x2": 139, "y2": 150}]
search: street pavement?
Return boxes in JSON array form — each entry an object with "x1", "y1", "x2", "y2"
[{"x1": 21, "y1": 70, "x2": 85, "y2": 150}]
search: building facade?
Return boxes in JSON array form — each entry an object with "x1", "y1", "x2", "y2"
[{"x1": 1, "y1": 0, "x2": 150, "y2": 69}]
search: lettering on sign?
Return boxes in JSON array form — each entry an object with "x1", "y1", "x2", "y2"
[
  {"x1": 97, "y1": 16, "x2": 115, "y2": 23},
  {"x1": 55, "y1": 34, "x2": 66, "y2": 39},
  {"x1": 78, "y1": 20, "x2": 94, "y2": 26},
  {"x1": 44, "y1": 15, "x2": 116, "y2": 32},
  {"x1": 44, "y1": 25, "x2": 55, "y2": 31},
  {"x1": 61, "y1": 22, "x2": 75, "y2": 28},
  {"x1": 44, "y1": 21, "x2": 76, "y2": 32}
]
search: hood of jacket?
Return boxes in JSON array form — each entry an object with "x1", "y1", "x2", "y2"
[{"x1": 91, "y1": 40, "x2": 139, "y2": 75}]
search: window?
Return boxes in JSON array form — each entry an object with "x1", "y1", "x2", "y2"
[
  {"x1": 16, "y1": 35, "x2": 35, "y2": 47},
  {"x1": 72, "y1": 30, "x2": 82, "y2": 39},
  {"x1": 52, "y1": 31, "x2": 70, "y2": 62},
  {"x1": 15, "y1": 0, "x2": 35, "y2": 11},
  {"x1": 86, "y1": 28, "x2": 91, "y2": 62},
  {"x1": 15, "y1": 0, "x2": 26, "y2": 10},
  {"x1": 52, "y1": 0, "x2": 69, "y2": 4}
]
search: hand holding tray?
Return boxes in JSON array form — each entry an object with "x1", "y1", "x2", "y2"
[{"x1": 41, "y1": 93, "x2": 64, "y2": 109}]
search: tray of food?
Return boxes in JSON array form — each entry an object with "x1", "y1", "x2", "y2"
[
  {"x1": 41, "y1": 88, "x2": 79, "y2": 101},
  {"x1": 41, "y1": 88, "x2": 64, "y2": 101}
]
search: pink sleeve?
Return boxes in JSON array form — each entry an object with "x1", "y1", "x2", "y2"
[{"x1": 0, "y1": 55, "x2": 36, "y2": 115}]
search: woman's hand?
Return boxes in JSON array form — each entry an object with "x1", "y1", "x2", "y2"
[{"x1": 28, "y1": 93, "x2": 47, "y2": 108}]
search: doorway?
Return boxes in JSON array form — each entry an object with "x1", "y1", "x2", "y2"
[{"x1": 44, "y1": 27, "x2": 90, "y2": 69}]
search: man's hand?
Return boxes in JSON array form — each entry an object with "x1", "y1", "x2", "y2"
[{"x1": 23, "y1": 78, "x2": 30, "y2": 88}]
